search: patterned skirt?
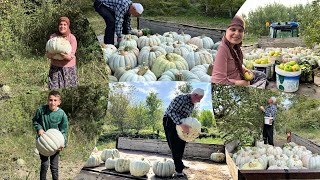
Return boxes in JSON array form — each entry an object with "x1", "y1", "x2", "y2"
[{"x1": 48, "y1": 65, "x2": 79, "y2": 90}]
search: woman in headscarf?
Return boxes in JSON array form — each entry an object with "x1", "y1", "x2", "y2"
[
  {"x1": 46, "y1": 16, "x2": 78, "y2": 90},
  {"x1": 212, "y1": 15, "x2": 267, "y2": 89},
  {"x1": 260, "y1": 96, "x2": 277, "y2": 146}
]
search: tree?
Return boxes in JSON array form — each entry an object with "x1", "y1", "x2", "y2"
[
  {"x1": 107, "y1": 84, "x2": 134, "y2": 133},
  {"x1": 298, "y1": 0, "x2": 320, "y2": 47},
  {"x1": 198, "y1": 110, "x2": 215, "y2": 128},
  {"x1": 175, "y1": 82, "x2": 193, "y2": 95},
  {"x1": 146, "y1": 92, "x2": 163, "y2": 132},
  {"x1": 212, "y1": 85, "x2": 279, "y2": 145},
  {"x1": 129, "y1": 101, "x2": 148, "y2": 134}
]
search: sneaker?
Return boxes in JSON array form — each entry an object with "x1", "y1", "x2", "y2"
[{"x1": 175, "y1": 172, "x2": 187, "y2": 178}]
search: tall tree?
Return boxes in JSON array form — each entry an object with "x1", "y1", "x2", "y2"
[
  {"x1": 198, "y1": 110, "x2": 215, "y2": 128},
  {"x1": 106, "y1": 83, "x2": 134, "y2": 133},
  {"x1": 146, "y1": 92, "x2": 163, "y2": 132},
  {"x1": 129, "y1": 101, "x2": 148, "y2": 134}
]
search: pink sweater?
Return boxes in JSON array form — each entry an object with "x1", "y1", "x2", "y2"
[
  {"x1": 49, "y1": 33, "x2": 77, "y2": 67},
  {"x1": 212, "y1": 37, "x2": 242, "y2": 85}
]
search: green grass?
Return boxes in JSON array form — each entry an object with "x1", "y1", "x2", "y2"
[{"x1": 195, "y1": 137, "x2": 224, "y2": 145}]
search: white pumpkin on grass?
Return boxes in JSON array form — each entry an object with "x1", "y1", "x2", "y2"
[
  {"x1": 240, "y1": 160, "x2": 265, "y2": 170},
  {"x1": 185, "y1": 49, "x2": 213, "y2": 70},
  {"x1": 46, "y1": 36, "x2": 72, "y2": 60},
  {"x1": 210, "y1": 150, "x2": 226, "y2": 163},
  {"x1": 130, "y1": 158, "x2": 151, "y2": 177},
  {"x1": 36, "y1": 129, "x2": 65, "y2": 157},
  {"x1": 101, "y1": 44, "x2": 117, "y2": 64},
  {"x1": 100, "y1": 149, "x2": 120, "y2": 162},
  {"x1": 190, "y1": 64, "x2": 213, "y2": 82},
  {"x1": 189, "y1": 35, "x2": 214, "y2": 49},
  {"x1": 255, "y1": 140, "x2": 264, "y2": 148},
  {"x1": 115, "y1": 158, "x2": 131, "y2": 173},
  {"x1": 105, "y1": 154, "x2": 118, "y2": 170},
  {"x1": 176, "y1": 117, "x2": 201, "y2": 142},
  {"x1": 137, "y1": 35, "x2": 161, "y2": 49},
  {"x1": 108, "y1": 50, "x2": 137, "y2": 72},
  {"x1": 119, "y1": 65, "x2": 157, "y2": 82},
  {"x1": 138, "y1": 45, "x2": 166, "y2": 68},
  {"x1": 174, "y1": 32, "x2": 191, "y2": 43},
  {"x1": 151, "y1": 53, "x2": 189, "y2": 78},
  {"x1": 119, "y1": 35, "x2": 138, "y2": 48},
  {"x1": 84, "y1": 155, "x2": 101, "y2": 168},
  {"x1": 158, "y1": 69, "x2": 201, "y2": 82},
  {"x1": 152, "y1": 158, "x2": 175, "y2": 177}
]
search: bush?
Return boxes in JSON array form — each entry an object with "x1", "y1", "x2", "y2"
[{"x1": 0, "y1": 1, "x2": 102, "y2": 62}]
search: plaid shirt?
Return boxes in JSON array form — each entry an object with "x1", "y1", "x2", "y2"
[
  {"x1": 100, "y1": 0, "x2": 132, "y2": 38},
  {"x1": 164, "y1": 94, "x2": 194, "y2": 125},
  {"x1": 264, "y1": 104, "x2": 277, "y2": 121}
]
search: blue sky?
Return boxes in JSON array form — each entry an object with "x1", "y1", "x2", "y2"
[{"x1": 108, "y1": 81, "x2": 213, "y2": 113}]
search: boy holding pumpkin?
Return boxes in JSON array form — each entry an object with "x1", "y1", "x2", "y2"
[
  {"x1": 163, "y1": 88, "x2": 204, "y2": 178},
  {"x1": 32, "y1": 90, "x2": 68, "y2": 180}
]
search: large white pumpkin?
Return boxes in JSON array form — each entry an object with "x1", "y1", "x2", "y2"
[
  {"x1": 105, "y1": 154, "x2": 118, "y2": 170},
  {"x1": 129, "y1": 158, "x2": 151, "y2": 177},
  {"x1": 190, "y1": 64, "x2": 213, "y2": 82},
  {"x1": 84, "y1": 155, "x2": 101, "y2": 168},
  {"x1": 137, "y1": 46, "x2": 166, "y2": 68},
  {"x1": 210, "y1": 150, "x2": 226, "y2": 163},
  {"x1": 176, "y1": 117, "x2": 201, "y2": 142},
  {"x1": 45, "y1": 37, "x2": 72, "y2": 60},
  {"x1": 100, "y1": 149, "x2": 120, "y2": 162},
  {"x1": 101, "y1": 44, "x2": 117, "y2": 64},
  {"x1": 189, "y1": 35, "x2": 214, "y2": 49},
  {"x1": 115, "y1": 158, "x2": 131, "y2": 173},
  {"x1": 152, "y1": 158, "x2": 175, "y2": 177},
  {"x1": 158, "y1": 69, "x2": 201, "y2": 82},
  {"x1": 119, "y1": 66, "x2": 157, "y2": 82},
  {"x1": 36, "y1": 129, "x2": 65, "y2": 157},
  {"x1": 108, "y1": 50, "x2": 137, "y2": 72}
]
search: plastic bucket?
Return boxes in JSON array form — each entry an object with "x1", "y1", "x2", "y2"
[
  {"x1": 264, "y1": 117, "x2": 272, "y2": 125},
  {"x1": 254, "y1": 63, "x2": 274, "y2": 80},
  {"x1": 275, "y1": 66, "x2": 301, "y2": 93}
]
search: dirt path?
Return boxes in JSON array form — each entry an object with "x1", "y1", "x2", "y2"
[{"x1": 75, "y1": 150, "x2": 232, "y2": 180}]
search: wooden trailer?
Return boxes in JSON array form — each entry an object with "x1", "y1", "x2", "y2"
[
  {"x1": 225, "y1": 133, "x2": 320, "y2": 180},
  {"x1": 75, "y1": 137, "x2": 232, "y2": 180}
]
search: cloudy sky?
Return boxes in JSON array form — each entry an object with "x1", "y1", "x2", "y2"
[
  {"x1": 236, "y1": 0, "x2": 314, "y2": 17},
  {"x1": 108, "y1": 81, "x2": 213, "y2": 112}
]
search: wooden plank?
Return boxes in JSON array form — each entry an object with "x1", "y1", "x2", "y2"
[
  {"x1": 225, "y1": 147, "x2": 238, "y2": 180},
  {"x1": 138, "y1": 18, "x2": 225, "y2": 43},
  {"x1": 238, "y1": 170, "x2": 320, "y2": 180},
  {"x1": 291, "y1": 133, "x2": 320, "y2": 154},
  {"x1": 116, "y1": 137, "x2": 224, "y2": 160}
]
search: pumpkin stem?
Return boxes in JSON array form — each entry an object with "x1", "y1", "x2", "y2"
[
  {"x1": 101, "y1": 43, "x2": 107, "y2": 48},
  {"x1": 175, "y1": 72, "x2": 185, "y2": 81},
  {"x1": 207, "y1": 64, "x2": 214, "y2": 75},
  {"x1": 119, "y1": 50, "x2": 127, "y2": 56},
  {"x1": 181, "y1": 32, "x2": 185, "y2": 35},
  {"x1": 137, "y1": 66, "x2": 148, "y2": 76}
]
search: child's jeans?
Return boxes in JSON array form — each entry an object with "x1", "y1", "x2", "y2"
[{"x1": 39, "y1": 152, "x2": 59, "y2": 180}]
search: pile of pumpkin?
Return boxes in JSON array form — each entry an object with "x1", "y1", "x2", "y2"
[
  {"x1": 232, "y1": 141, "x2": 320, "y2": 170},
  {"x1": 243, "y1": 47, "x2": 320, "y2": 84},
  {"x1": 84, "y1": 147, "x2": 226, "y2": 178},
  {"x1": 102, "y1": 30, "x2": 220, "y2": 83}
]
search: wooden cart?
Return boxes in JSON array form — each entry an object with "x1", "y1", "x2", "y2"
[{"x1": 225, "y1": 133, "x2": 320, "y2": 180}]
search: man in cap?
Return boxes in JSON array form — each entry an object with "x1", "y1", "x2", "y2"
[
  {"x1": 260, "y1": 96, "x2": 277, "y2": 146},
  {"x1": 93, "y1": 0, "x2": 144, "y2": 45},
  {"x1": 163, "y1": 88, "x2": 204, "y2": 177}
]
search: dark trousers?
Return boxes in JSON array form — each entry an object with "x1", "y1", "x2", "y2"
[
  {"x1": 93, "y1": 0, "x2": 130, "y2": 45},
  {"x1": 163, "y1": 116, "x2": 186, "y2": 173},
  {"x1": 263, "y1": 124, "x2": 274, "y2": 146},
  {"x1": 40, "y1": 152, "x2": 59, "y2": 180}
]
